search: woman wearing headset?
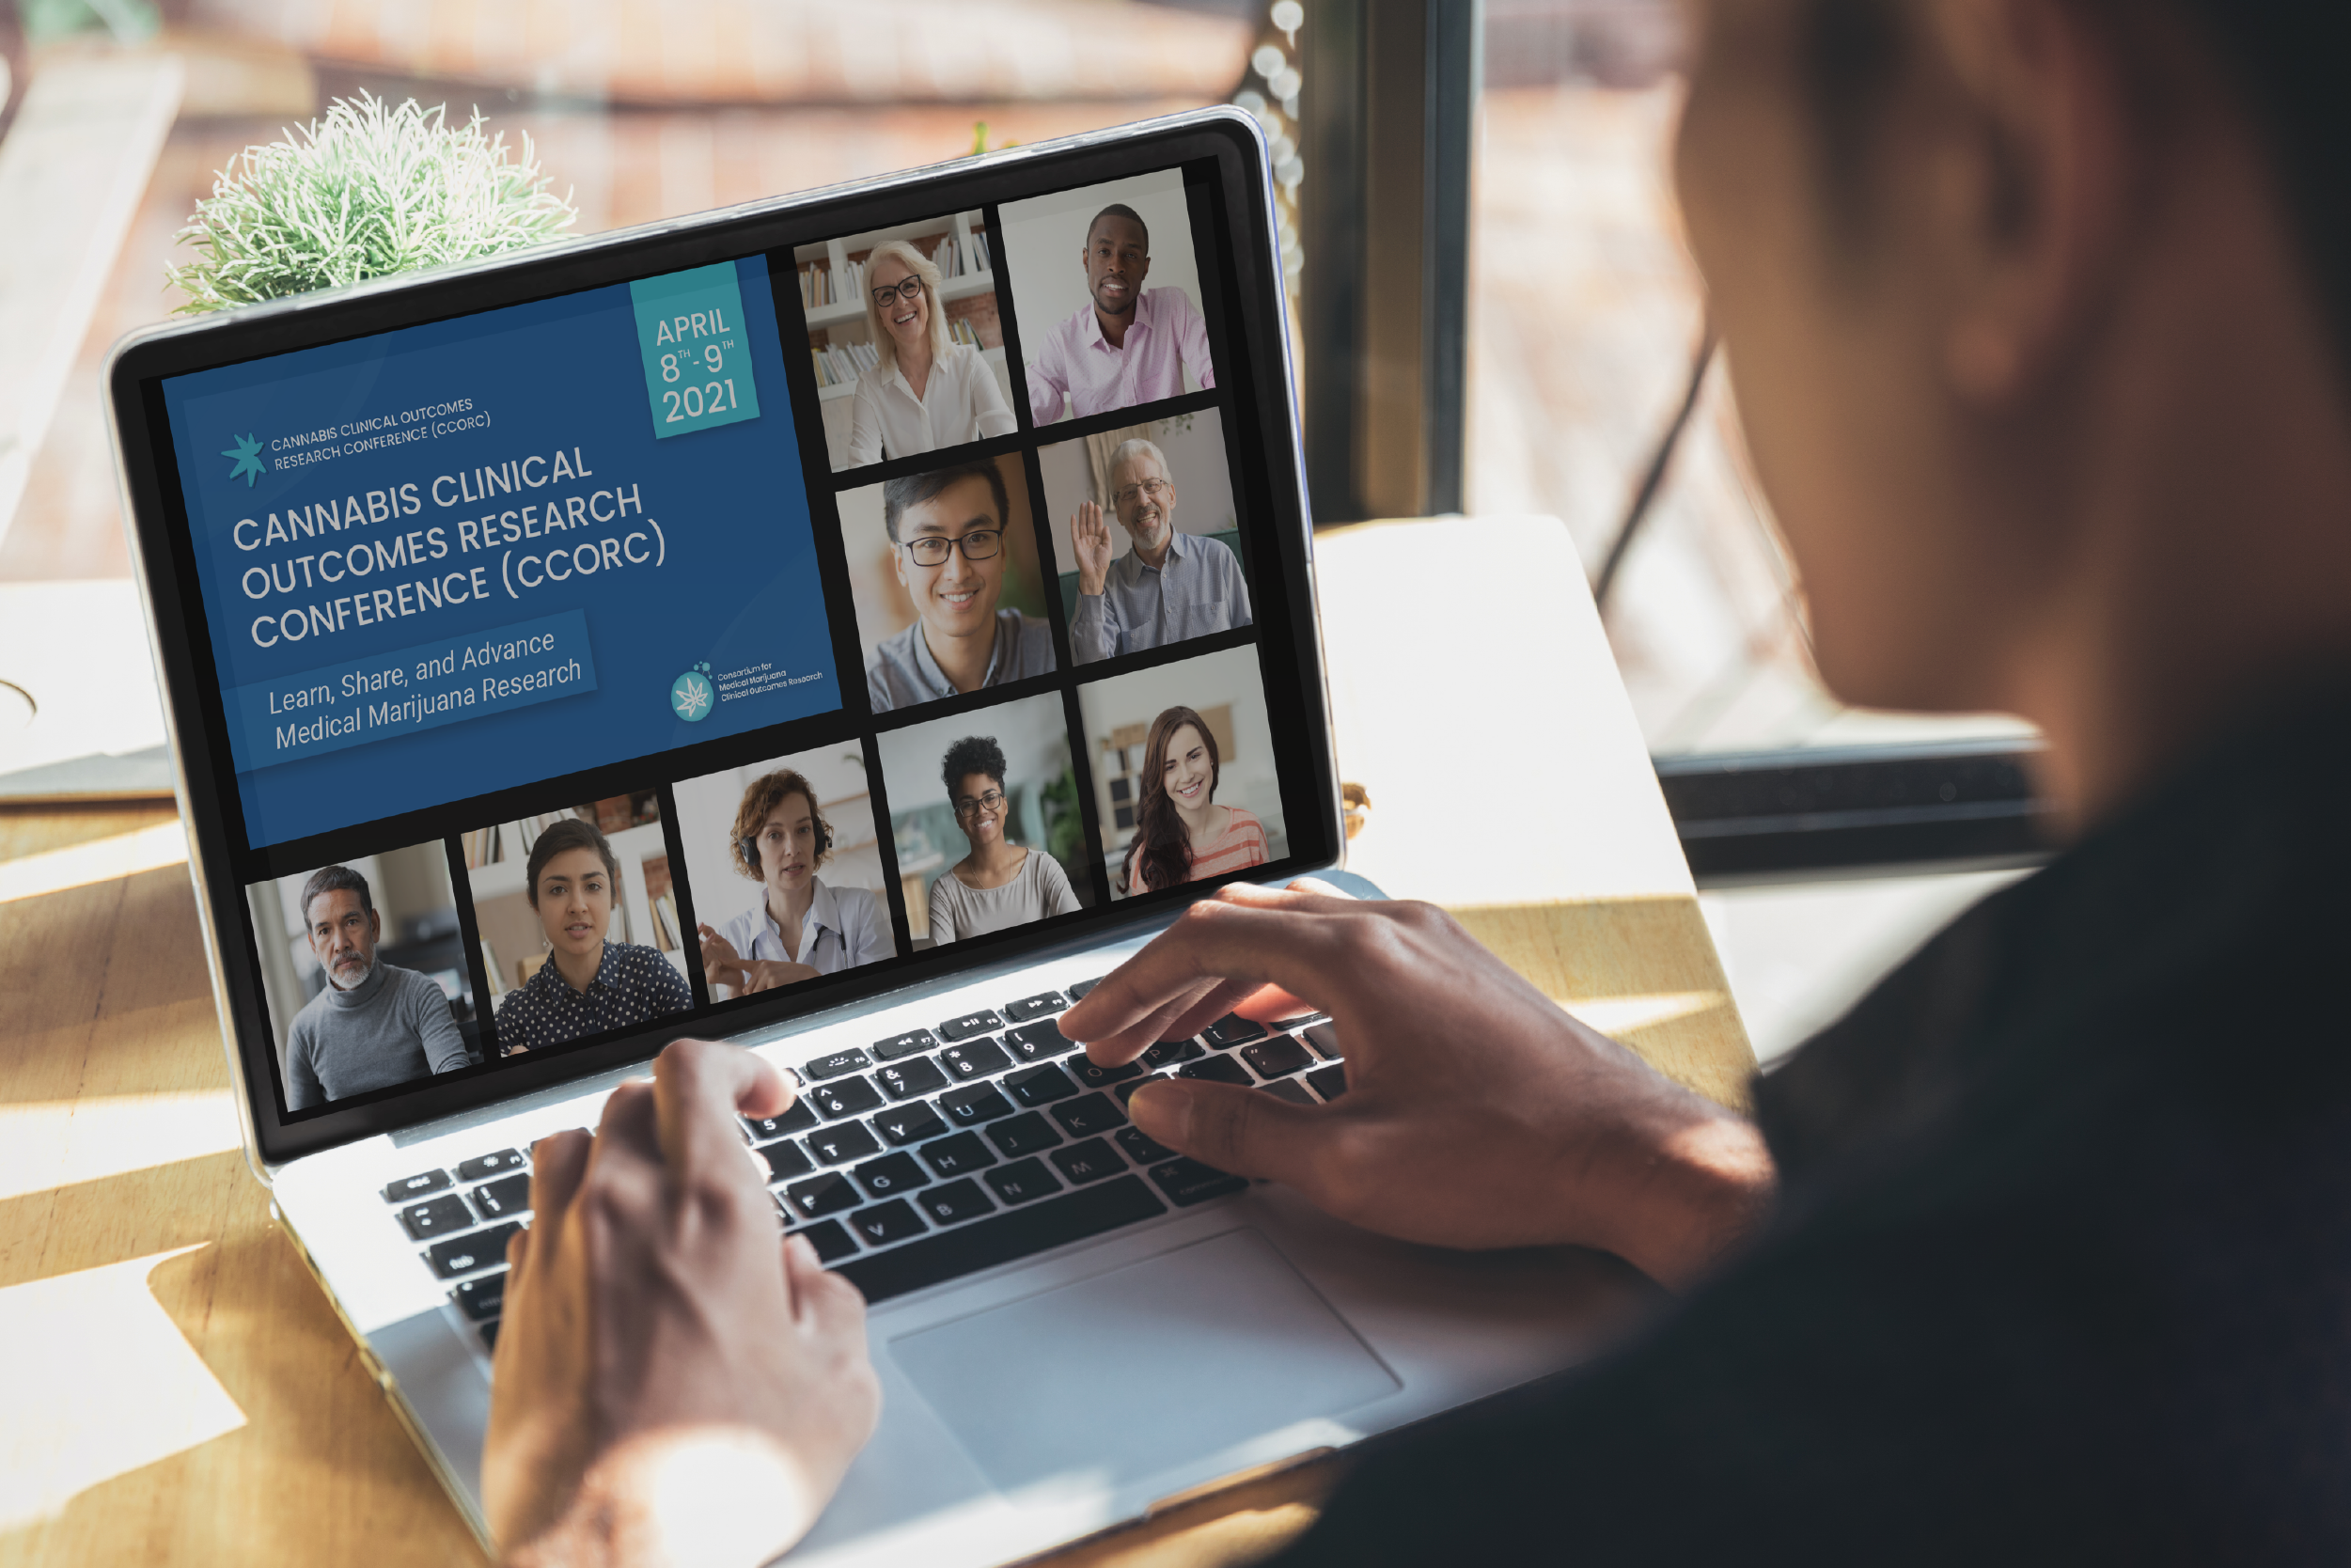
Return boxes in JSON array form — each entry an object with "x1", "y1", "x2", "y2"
[
  {"x1": 1121, "y1": 705, "x2": 1269, "y2": 896},
  {"x1": 494, "y1": 816, "x2": 692, "y2": 1053},
  {"x1": 697, "y1": 768, "x2": 895, "y2": 996},
  {"x1": 927, "y1": 734, "x2": 1083, "y2": 945}
]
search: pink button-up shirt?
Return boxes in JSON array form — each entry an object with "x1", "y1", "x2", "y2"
[{"x1": 1024, "y1": 287, "x2": 1217, "y2": 423}]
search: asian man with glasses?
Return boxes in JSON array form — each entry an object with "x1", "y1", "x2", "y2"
[
  {"x1": 1068, "y1": 437, "x2": 1251, "y2": 665},
  {"x1": 864, "y1": 460, "x2": 1059, "y2": 713}
]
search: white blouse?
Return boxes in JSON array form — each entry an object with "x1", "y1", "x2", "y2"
[{"x1": 844, "y1": 342, "x2": 1017, "y2": 469}]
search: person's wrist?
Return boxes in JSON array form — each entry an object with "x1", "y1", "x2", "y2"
[
  {"x1": 1564, "y1": 1108, "x2": 1777, "y2": 1292},
  {"x1": 502, "y1": 1428, "x2": 823, "y2": 1568},
  {"x1": 1078, "y1": 573, "x2": 1105, "y2": 598}
]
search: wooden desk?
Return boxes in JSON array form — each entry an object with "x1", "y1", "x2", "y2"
[{"x1": 0, "y1": 517, "x2": 1748, "y2": 1566}]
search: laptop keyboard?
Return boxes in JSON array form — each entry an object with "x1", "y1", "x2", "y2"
[{"x1": 381, "y1": 982, "x2": 1342, "y2": 1350}]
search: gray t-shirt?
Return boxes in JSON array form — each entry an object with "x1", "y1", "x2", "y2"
[
  {"x1": 865, "y1": 608, "x2": 1058, "y2": 713},
  {"x1": 285, "y1": 960, "x2": 471, "y2": 1109},
  {"x1": 928, "y1": 847, "x2": 1083, "y2": 945}
]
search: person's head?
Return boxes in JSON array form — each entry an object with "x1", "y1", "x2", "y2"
[
  {"x1": 301, "y1": 865, "x2": 381, "y2": 989},
  {"x1": 524, "y1": 818, "x2": 620, "y2": 962},
  {"x1": 1082, "y1": 205, "x2": 1152, "y2": 321},
  {"x1": 1122, "y1": 706, "x2": 1218, "y2": 894},
  {"x1": 941, "y1": 734, "x2": 1011, "y2": 851},
  {"x1": 1106, "y1": 438, "x2": 1178, "y2": 556},
  {"x1": 1672, "y1": 0, "x2": 2351, "y2": 813},
  {"x1": 885, "y1": 462, "x2": 1013, "y2": 646},
  {"x1": 862, "y1": 239, "x2": 949, "y2": 372},
  {"x1": 730, "y1": 769, "x2": 834, "y2": 900}
]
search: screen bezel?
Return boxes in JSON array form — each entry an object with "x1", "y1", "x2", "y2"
[{"x1": 105, "y1": 109, "x2": 1340, "y2": 1168}]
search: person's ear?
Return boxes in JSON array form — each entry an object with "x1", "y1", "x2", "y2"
[
  {"x1": 1926, "y1": 0, "x2": 2133, "y2": 402},
  {"x1": 368, "y1": 907, "x2": 383, "y2": 942},
  {"x1": 891, "y1": 542, "x2": 910, "y2": 590}
]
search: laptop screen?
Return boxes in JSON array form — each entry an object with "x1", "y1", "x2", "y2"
[{"x1": 118, "y1": 121, "x2": 1335, "y2": 1154}]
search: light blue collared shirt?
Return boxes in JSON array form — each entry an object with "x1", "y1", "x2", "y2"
[{"x1": 1071, "y1": 529, "x2": 1253, "y2": 665}]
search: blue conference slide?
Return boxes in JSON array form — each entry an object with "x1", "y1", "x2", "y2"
[{"x1": 164, "y1": 256, "x2": 838, "y2": 848}]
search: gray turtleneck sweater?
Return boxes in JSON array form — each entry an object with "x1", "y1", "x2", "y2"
[{"x1": 285, "y1": 961, "x2": 471, "y2": 1110}]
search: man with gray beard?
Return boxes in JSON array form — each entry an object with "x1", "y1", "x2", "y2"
[
  {"x1": 1067, "y1": 437, "x2": 1251, "y2": 665},
  {"x1": 284, "y1": 864, "x2": 469, "y2": 1109}
]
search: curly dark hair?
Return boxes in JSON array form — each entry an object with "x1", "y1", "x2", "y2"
[{"x1": 941, "y1": 735, "x2": 1007, "y2": 800}]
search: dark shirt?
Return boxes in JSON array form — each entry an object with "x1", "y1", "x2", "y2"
[
  {"x1": 494, "y1": 941, "x2": 692, "y2": 1053},
  {"x1": 1274, "y1": 699, "x2": 2351, "y2": 1564}
]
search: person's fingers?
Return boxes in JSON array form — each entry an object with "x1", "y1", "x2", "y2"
[
  {"x1": 1079, "y1": 975, "x2": 1226, "y2": 1064},
  {"x1": 1230, "y1": 984, "x2": 1318, "y2": 1024},
  {"x1": 786, "y1": 1231, "x2": 870, "y2": 1332},
  {"x1": 653, "y1": 1039, "x2": 793, "y2": 1179},
  {"x1": 526, "y1": 1127, "x2": 594, "y2": 1232},
  {"x1": 1062, "y1": 897, "x2": 1352, "y2": 1052},
  {"x1": 1147, "y1": 977, "x2": 1273, "y2": 1046},
  {"x1": 1128, "y1": 1079, "x2": 1328, "y2": 1189}
]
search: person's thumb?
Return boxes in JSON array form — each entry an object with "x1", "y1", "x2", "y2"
[{"x1": 1129, "y1": 1079, "x2": 1322, "y2": 1185}]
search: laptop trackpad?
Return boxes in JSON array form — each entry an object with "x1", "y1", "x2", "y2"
[{"x1": 890, "y1": 1227, "x2": 1399, "y2": 1495}]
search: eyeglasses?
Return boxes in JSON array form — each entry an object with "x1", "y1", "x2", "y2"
[
  {"x1": 870, "y1": 276, "x2": 925, "y2": 308},
  {"x1": 901, "y1": 528, "x2": 1002, "y2": 568},
  {"x1": 1111, "y1": 478, "x2": 1170, "y2": 510},
  {"x1": 953, "y1": 789, "x2": 1007, "y2": 819}
]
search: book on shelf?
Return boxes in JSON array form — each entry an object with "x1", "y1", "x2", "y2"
[
  {"x1": 652, "y1": 892, "x2": 682, "y2": 953},
  {"x1": 949, "y1": 318, "x2": 980, "y2": 348},
  {"x1": 479, "y1": 938, "x2": 506, "y2": 998}
]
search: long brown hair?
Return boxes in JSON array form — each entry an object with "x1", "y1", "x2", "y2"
[{"x1": 1122, "y1": 706, "x2": 1217, "y2": 895}]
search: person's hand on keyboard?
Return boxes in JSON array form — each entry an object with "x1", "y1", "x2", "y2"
[
  {"x1": 1060, "y1": 881, "x2": 1777, "y2": 1290},
  {"x1": 484, "y1": 1038, "x2": 880, "y2": 1567}
]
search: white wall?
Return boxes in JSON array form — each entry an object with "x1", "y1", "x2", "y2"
[
  {"x1": 671, "y1": 743, "x2": 886, "y2": 941},
  {"x1": 997, "y1": 168, "x2": 1201, "y2": 421},
  {"x1": 1036, "y1": 413, "x2": 1239, "y2": 569}
]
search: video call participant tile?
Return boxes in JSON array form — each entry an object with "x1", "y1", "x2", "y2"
[
  {"x1": 874, "y1": 693, "x2": 1092, "y2": 950},
  {"x1": 839, "y1": 453, "x2": 1059, "y2": 715},
  {"x1": 245, "y1": 842, "x2": 479, "y2": 1111},
  {"x1": 794, "y1": 210, "x2": 1016, "y2": 474},
  {"x1": 1036, "y1": 415, "x2": 1253, "y2": 665},
  {"x1": 459, "y1": 794, "x2": 693, "y2": 1054},
  {"x1": 997, "y1": 169, "x2": 1216, "y2": 426},
  {"x1": 1076, "y1": 642, "x2": 1287, "y2": 899},
  {"x1": 671, "y1": 745, "x2": 898, "y2": 1000}
]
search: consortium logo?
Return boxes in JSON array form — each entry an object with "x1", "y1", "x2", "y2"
[
  {"x1": 670, "y1": 662, "x2": 713, "y2": 722},
  {"x1": 222, "y1": 434, "x2": 265, "y2": 487}
]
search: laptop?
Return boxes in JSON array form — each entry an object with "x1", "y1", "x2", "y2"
[{"x1": 103, "y1": 108, "x2": 1646, "y2": 1563}]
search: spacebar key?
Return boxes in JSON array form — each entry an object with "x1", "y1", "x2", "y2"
[{"x1": 834, "y1": 1176, "x2": 1167, "y2": 1305}]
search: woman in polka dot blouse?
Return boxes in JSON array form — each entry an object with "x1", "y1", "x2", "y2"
[{"x1": 493, "y1": 817, "x2": 692, "y2": 1053}]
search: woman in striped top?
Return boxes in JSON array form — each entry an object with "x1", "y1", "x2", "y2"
[{"x1": 1121, "y1": 704, "x2": 1270, "y2": 895}]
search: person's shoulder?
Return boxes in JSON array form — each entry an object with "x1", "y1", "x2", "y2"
[
  {"x1": 1225, "y1": 805, "x2": 1265, "y2": 836},
  {"x1": 1191, "y1": 531, "x2": 1243, "y2": 568},
  {"x1": 831, "y1": 882, "x2": 884, "y2": 920},
  {"x1": 379, "y1": 963, "x2": 443, "y2": 1006},
  {"x1": 1007, "y1": 610, "x2": 1058, "y2": 664},
  {"x1": 1146, "y1": 286, "x2": 1201, "y2": 319}
]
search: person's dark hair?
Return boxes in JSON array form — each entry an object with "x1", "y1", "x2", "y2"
[
  {"x1": 883, "y1": 460, "x2": 1011, "y2": 543},
  {"x1": 942, "y1": 734, "x2": 1008, "y2": 800},
  {"x1": 1088, "y1": 203, "x2": 1149, "y2": 250},
  {"x1": 299, "y1": 864, "x2": 373, "y2": 927},
  {"x1": 524, "y1": 816, "x2": 620, "y2": 908},
  {"x1": 1122, "y1": 706, "x2": 1218, "y2": 896},
  {"x1": 1801, "y1": 1, "x2": 2351, "y2": 363}
]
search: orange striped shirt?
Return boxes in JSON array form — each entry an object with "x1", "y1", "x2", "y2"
[{"x1": 1135, "y1": 808, "x2": 1270, "y2": 892}]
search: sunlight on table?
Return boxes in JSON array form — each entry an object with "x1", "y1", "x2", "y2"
[
  {"x1": 0, "y1": 1246, "x2": 246, "y2": 1530},
  {"x1": 0, "y1": 819, "x2": 187, "y2": 904}
]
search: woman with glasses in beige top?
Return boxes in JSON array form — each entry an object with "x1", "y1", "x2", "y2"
[
  {"x1": 842, "y1": 239, "x2": 1016, "y2": 470},
  {"x1": 925, "y1": 733, "x2": 1082, "y2": 947}
]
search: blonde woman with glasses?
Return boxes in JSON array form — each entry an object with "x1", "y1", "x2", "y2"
[{"x1": 843, "y1": 239, "x2": 1016, "y2": 470}]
